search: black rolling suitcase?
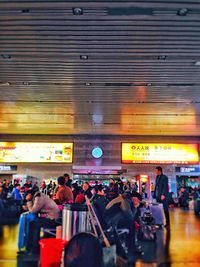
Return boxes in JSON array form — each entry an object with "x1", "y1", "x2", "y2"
[{"x1": 140, "y1": 210, "x2": 157, "y2": 241}]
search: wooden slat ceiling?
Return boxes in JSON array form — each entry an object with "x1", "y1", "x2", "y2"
[{"x1": 1, "y1": 0, "x2": 200, "y2": 135}]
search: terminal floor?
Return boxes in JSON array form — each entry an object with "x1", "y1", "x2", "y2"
[{"x1": 0, "y1": 208, "x2": 200, "y2": 267}]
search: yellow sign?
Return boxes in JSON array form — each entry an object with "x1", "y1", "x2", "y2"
[
  {"x1": 122, "y1": 143, "x2": 199, "y2": 164},
  {"x1": 0, "y1": 142, "x2": 73, "y2": 163}
]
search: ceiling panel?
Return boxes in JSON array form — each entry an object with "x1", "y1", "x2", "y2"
[{"x1": 1, "y1": 1, "x2": 200, "y2": 135}]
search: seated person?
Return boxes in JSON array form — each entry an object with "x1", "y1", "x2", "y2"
[
  {"x1": 54, "y1": 176, "x2": 73, "y2": 204},
  {"x1": 64, "y1": 232, "x2": 103, "y2": 267},
  {"x1": 91, "y1": 185, "x2": 109, "y2": 229},
  {"x1": 168, "y1": 192, "x2": 176, "y2": 207},
  {"x1": 75, "y1": 182, "x2": 93, "y2": 203},
  {"x1": 71, "y1": 182, "x2": 82, "y2": 201},
  {"x1": 179, "y1": 187, "x2": 190, "y2": 208},
  {"x1": 24, "y1": 189, "x2": 60, "y2": 254},
  {"x1": 131, "y1": 190, "x2": 142, "y2": 202},
  {"x1": 82, "y1": 182, "x2": 93, "y2": 199},
  {"x1": 106, "y1": 180, "x2": 119, "y2": 201},
  {"x1": 105, "y1": 193, "x2": 139, "y2": 259}
]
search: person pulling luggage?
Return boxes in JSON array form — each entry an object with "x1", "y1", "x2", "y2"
[{"x1": 153, "y1": 166, "x2": 170, "y2": 228}]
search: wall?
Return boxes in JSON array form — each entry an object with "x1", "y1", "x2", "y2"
[{"x1": 0, "y1": 134, "x2": 199, "y2": 184}]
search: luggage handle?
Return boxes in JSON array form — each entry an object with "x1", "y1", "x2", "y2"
[{"x1": 85, "y1": 196, "x2": 111, "y2": 248}]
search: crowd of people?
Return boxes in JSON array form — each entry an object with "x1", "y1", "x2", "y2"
[{"x1": 0, "y1": 169, "x2": 200, "y2": 265}]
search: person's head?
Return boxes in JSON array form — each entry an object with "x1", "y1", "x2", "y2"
[
  {"x1": 57, "y1": 176, "x2": 65, "y2": 186},
  {"x1": 64, "y1": 233, "x2": 103, "y2": 267},
  {"x1": 131, "y1": 190, "x2": 142, "y2": 201},
  {"x1": 82, "y1": 182, "x2": 89, "y2": 192},
  {"x1": 97, "y1": 185, "x2": 104, "y2": 195},
  {"x1": 72, "y1": 182, "x2": 78, "y2": 190},
  {"x1": 24, "y1": 184, "x2": 30, "y2": 192},
  {"x1": 15, "y1": 183, "x2": 21, "y2": 190},
  {"x1": 180, "y1": 187, "x2": 185, "y2": 193},
  {"x1": 64, "y1": 173, "x2": 70, "y2": 183},
  {"x1": 25, "y1": 189, "x2": 35, "y2": 201},
  {"x1": 109, "y1": 179, "x2": 115, "y2": 186},
  {"x1": 132, "y1": 196, "x2": 140, "y2": 207},
  {"x1": 155, "y1": 166, "x2": 163, "y2": 176}
]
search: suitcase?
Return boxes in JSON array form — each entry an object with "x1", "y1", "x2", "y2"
[
  {"x1": 149, "y1": 203, "x2": 164, "y2": 226},
  {"x1": 140, "y1": 210, "x2": 157, "y2": 241},
  {"x1": 18, "y1": 212, "x2": 36, "y2": 251}
]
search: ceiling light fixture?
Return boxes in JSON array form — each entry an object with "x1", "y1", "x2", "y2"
[
  {"x1": 146, "y1": 83, "x2": 152, "y2": 86},
  {"x1": 85, "y1": 82, "x2": 91, "y2": 86},
  {"x1": 157, "y1": 55, "x2": 167, "y2": 60},
  {"x1": 0, "y1": 82, "x2": 10, "y2": 86},
  {"x1": 177, "y1": 8, "x2": 189, "y2": 16},
  {"x1": 80, "y1": 55, "x2": 88, "y2": 60},
  {"x1": 1, "y1": 54, "x2": 11, "y2": 59},
  {"x1": 72, "y1": 7, "x2": 83, "y2": 15},
  {"x1": 21, "y1": 9, "x2": 30, "y2": 13},
  {"x1": 194, "y1": 61, "x2": 200, "y2": 66},
  {"x1": 22, "y1": 81, "x2": 30, "y2": 85}
]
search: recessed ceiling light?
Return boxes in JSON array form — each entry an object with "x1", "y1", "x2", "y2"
[
  {"x1": 177, "y1": 8, "x2": 189, "y2": 16},
  {"x1": 157, "y1": 55, "x2": 167, "y2": 60},
  {"x1": 146, "y1": 83, "x2": 152, "y2": 86},
  {"x1": 72, "y1": 7, "x2": 83, "y2": 15},
  {"x1": 80, "y1": 55, "x2": 88, "y2": 60},
  {"x1": 194, "y1": 61, "x2": 200, "y2": 66},
  {"x1": 0, "y1": 82, "x2": 10, "y2": 86},
  {"x1": 23, "y1": 81, "x2": 30, "y2": 85},
  {"x1": 21, "y1": 9, "x2": 30, "y2": 13},
  {"x1": 1, "y1": 54, "x2": 11, "y2": 59},
  {"x1": 85, "y1": 82, "x2": 91, "y2": 86}
]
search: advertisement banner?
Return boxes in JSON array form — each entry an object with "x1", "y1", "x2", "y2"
[
  {"x1": 0, "y1": 142, "x2": 73, "y2": 163},
  {"x1": 122, "y1": 143, "x2": 199, "y2": 164}
]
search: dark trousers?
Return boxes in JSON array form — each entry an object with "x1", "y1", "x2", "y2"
[
  {"x1": 117, "y1": 218, "x2": 136, "y2": 252},
  {"x1": 158, "y1": 199, "x2": 170, "y2": 226},
  {"x1": 27, "y1": 217, "x2": 57, "y2": 253},
  {"x1": 105, "y1": 211, "x2": 136, "y2": 252}
]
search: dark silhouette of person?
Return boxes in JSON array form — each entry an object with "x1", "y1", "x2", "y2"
[{"x1": 64, "y1": 233, "x2": 103, "y2": 267}]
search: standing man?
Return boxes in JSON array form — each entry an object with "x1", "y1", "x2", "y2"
[{"x1": 154, "y1": 166, "x2": 170, "y2": 228}]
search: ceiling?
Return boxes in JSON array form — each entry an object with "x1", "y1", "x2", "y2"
[{"x1": 1, "y1": 1, "x2": 200, "y2": 136}]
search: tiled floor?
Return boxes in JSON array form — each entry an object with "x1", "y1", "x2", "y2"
[
  {"x1": 0, "y1": 208, "x2": 200, "y2": 267},
  {"x1": 0, "y1": 224, "x2": 18, "y2": 267}
]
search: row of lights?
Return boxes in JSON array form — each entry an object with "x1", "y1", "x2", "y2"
[
  {"x1": 73, "y1": 7, "x2": 190, "y2": 16},
  {"x1": 20, "y1": 7, "x2": 189, "y2": 16},
  {"x1": 1, "y1": 82, "x2": 199, "y2": 87}
]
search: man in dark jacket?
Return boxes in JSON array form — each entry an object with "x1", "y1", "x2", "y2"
[{"x1": 154, "y1": 166, "x2": 170, "y2": 227}]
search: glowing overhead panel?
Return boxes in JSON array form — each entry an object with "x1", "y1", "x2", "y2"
[
  {"x1": 0, "y1": 142, "x2": 73, "y2": 163},
  {"x1": 122, "y1": 143, "x2": 199, "y2": 164}
]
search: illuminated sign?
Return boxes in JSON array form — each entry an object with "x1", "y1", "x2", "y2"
[
  {"x1": 0, "y1": 142, "x2": 73, "y2": 163},
  {"x1": 0, "y1": 165, "x2": 17, "y2": 171},
  {"x1": 175, "y1": 167, "x2": 200, "y2": 173},
  {"x1": 122, "y1": 143, "x2": 199, "y2": 164},
  {"x1": 91, "y1": 147, "x2": 103, "y2": 159}
]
